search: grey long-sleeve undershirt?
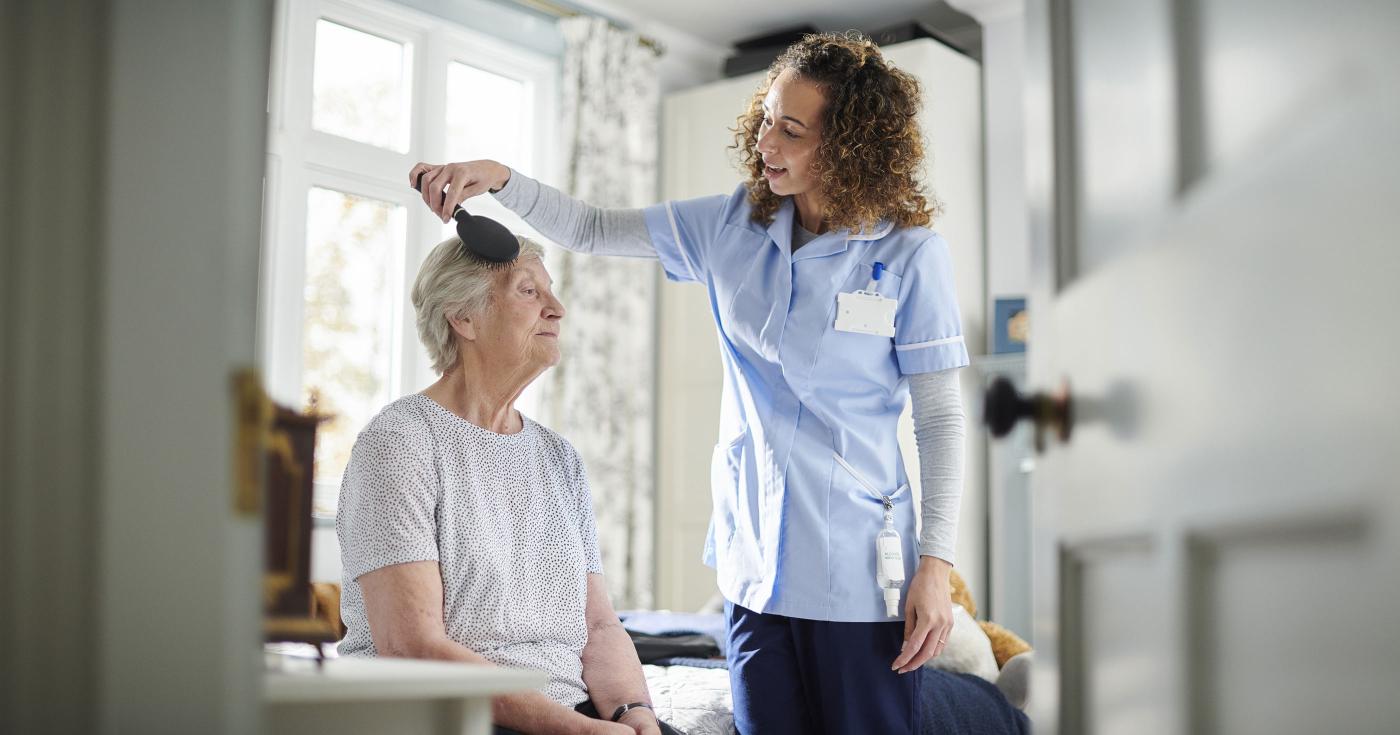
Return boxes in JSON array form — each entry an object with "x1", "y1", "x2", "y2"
[{"x1": 493, "y1": 170, "x2": 966, "y2": 565}]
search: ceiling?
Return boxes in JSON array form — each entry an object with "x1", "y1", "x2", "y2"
[{"x1": 593, "y1": 0, "x2": 978, "y2": 53}]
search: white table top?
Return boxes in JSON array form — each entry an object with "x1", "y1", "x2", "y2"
[{"x1": 265, "y1": 656, "x2": 548, "y2": 703}]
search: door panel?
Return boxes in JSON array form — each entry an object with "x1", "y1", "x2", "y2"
[
  {"x1": 1025, "y1": 1, "x2": 1400, "y2": 732},
  {"x1": 1188, "y1": 513, "x2": 1386, "y2": 735},
  {"x1": 1067, "y1": 0, "x2": 1178, "y2": 278},
  {"x1": 1061, "y1": 537, "x2": 1171, "y2": 735},
  {"x1": 1198, "y1": 0, "x2": 1400, "y2": 175}
]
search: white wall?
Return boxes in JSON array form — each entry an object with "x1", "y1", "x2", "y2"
[
  {"x1": 959, "y1": 1, "x2": 1030, "y2": 339},
  {"x1": 943, "y1": 0, "x2": 1033, "y2": 632}
]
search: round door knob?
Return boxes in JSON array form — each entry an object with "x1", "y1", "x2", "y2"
[{"x1": 984, "y1": 376, "x2": 1073, "y2": 452}]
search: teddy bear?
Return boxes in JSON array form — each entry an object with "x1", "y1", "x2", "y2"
[
  {"x1": 947, "y1": 569, "x2": 1031, "y2": 667},
  {"x1": 924, "y1": 568, "x2": 1034, "y2": 710}
]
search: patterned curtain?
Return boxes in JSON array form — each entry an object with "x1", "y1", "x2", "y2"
[{"x1": 540, "y1": 16, "x2": 659, "y2": 609}]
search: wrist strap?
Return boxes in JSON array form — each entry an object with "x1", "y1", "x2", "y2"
[{"x1": 610, "y1": 702, "x2": 653, "y2": 722}]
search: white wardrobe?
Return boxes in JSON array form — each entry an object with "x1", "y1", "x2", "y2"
[{"x1": 653, "y1": 38, "x2": 986, "y2": 613}]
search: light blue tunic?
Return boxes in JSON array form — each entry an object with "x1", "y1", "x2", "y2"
[{"x1": 643, "y1": 185, "x2": 969, "y2": 622}]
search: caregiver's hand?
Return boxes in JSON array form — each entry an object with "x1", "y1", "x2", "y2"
[
  {"x1": 892, "y1": 555, "x2": 954, "y2": 674},
  {"x1": 408, "y1": 160, "x2": 512, "y2": 223}
]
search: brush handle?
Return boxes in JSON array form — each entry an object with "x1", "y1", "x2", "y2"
[
  {"x1": 414, "y1": 170, "x2": 467, "y2": 220},
  {"x1": 412, "y1": 169, "x2": 519, "y2": 263}
]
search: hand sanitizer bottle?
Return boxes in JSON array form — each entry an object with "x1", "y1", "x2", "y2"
[{"x1": 875, "y1": 496, "x2": 905, "y2": 617}]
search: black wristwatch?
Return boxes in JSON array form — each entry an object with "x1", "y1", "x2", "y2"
[{"x1": 610, "y1": 702, "x2": 654, "y2": 722}]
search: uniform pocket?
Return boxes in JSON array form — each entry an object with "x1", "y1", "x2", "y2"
[
  {"x1": 709, "y1": 430, "x2": 751, "y2": 550},
  {"x1": 813, "y1": 261, "x2": 903, "y2": 393},
  {"x1": 827, "y1": 451, "x2": 913, "y2": 606},
  {"x1": 832, "y1": 451, "x2": 909, "y2": 504},
  {"x1": 829, "y1": 260, "x2": 902, "y2": 323}
]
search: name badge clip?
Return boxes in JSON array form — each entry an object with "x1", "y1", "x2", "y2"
[{"x1": 834, "y1": 261, "x2": 896, "y2": 337}]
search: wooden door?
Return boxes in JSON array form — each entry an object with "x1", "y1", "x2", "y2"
[{"x1": 1024, "y1": 1, "x2": 1400, "y2": 733}]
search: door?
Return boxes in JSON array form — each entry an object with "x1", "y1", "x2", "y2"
[
  {"x1": 1023, "y1": 1, "x2": 1400, "y2": 733},
  {"x1": 4, "y1": 2, "x2": 272, "y2": 733}
]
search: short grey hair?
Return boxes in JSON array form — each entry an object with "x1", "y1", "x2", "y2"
[{"x1": 411, "y1": 234, "x2": 546, "y2": 375}]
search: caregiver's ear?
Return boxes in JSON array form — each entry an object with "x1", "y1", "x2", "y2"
[{"x1": 448, "y1": 313, "x2": 477, "y2": 341}]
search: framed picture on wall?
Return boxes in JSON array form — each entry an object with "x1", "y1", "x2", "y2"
[{"x1": 992, "y1": 297, "x2": 1028, "y2": 354}]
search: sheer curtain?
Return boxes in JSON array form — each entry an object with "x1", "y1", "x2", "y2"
[{"x1": 540, "y1": 15, "x2": 660, "y2": 608}]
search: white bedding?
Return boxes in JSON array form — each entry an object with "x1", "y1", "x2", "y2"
[{"x1": 642, "y1": 664, "x2": 735, "y2": 735}]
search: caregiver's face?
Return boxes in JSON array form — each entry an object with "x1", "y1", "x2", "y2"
[
  {"x1": 755, "y1": 68, "x2": 826, "y2": 198},
  {"x1": 477, "y1": 257, "x2": 565, "y2": 370}
]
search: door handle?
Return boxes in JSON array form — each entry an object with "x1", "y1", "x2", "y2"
[{"x1": 984, "y1": 376, "x2": 1073, "y2": 452}]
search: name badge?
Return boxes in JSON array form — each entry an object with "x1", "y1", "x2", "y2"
[{"x1": 834, "y1": 262, "x2": 896, "y2": 337}]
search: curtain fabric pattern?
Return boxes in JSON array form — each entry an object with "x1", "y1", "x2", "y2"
[{"x1": 543, "y1": 15, "x2": 660, "y2": 608}]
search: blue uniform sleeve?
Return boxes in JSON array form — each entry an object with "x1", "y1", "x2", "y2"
[
  {"x1": 894, "y1": 234, "x2": 971, "y2": 374},
  {"x1": 642, "y1": 194, "x2": 730, "y2": 284}
]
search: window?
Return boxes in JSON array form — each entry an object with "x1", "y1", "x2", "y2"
[
  {"x1": 262, "y1": 0, "x2": 558, "y2": 516},
  {"x1": 300, "y1": 187, "x2": 404, "y2": 485},
  {"x1": 311, "y1": 19, "x2": 413, "y2": 151}
]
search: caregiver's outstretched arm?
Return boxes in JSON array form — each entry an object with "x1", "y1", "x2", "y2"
[{"x1": 410, "y1": 160, "x2": 656, "y2": 259}]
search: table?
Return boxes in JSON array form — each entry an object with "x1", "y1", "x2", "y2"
[{"x1": 265, "y1": 656, "x2": 547, "y2": 735}]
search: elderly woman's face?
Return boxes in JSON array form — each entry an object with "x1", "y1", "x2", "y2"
[
  {"x1": 755, "y1": 68, "x2": 826, "y2": 198},
  {"x1": 474, "y1": 257, "x2": 564, "y2": 371}
]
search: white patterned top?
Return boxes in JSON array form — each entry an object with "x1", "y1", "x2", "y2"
[{"x1": 336, "y1": 393, "x2": 604, "y2": 707}]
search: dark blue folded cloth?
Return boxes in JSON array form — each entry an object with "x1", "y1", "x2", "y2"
[{"x1": 920, "y1": 670, "x2": 1031, "y2": 735}]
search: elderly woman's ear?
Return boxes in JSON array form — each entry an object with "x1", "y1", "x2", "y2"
[{"x1": 447, "y1": 313, "x2": 476, "y2": 342}]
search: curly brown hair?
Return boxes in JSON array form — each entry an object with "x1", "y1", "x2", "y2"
[{"x1": 731, "y1": 32, "x2": 939, "y2": 232}]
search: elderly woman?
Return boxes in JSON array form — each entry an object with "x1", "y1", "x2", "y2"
[
  {"x1": 336, "y1": 236, "x2": 678, "y2": 735},
  {"x1": 413, "y1": 32, "x2": 971, "y2": 734}
]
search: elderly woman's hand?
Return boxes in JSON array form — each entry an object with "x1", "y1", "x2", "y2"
[
  {"x1": 584, "y1": 720, "x2": 637, "y2": 735},
  {"x1": 409, "y1": 160, "x2": 512, "y2": 223},
  {"x1": 617, "y1": 708, "x2": 662, "y2": 735}
]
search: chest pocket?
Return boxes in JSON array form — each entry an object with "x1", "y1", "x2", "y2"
[{"x1": 814, "y1": 260, "x2": 903, "y2": 388}]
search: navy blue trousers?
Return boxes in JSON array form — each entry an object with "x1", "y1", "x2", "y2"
[{"x1": 726, "y1": 601, "x2": 923, "y2": 735}]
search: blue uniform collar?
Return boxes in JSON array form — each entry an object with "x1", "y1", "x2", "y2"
[{"x1": 766, "y1": 197, "x2": 896, "y2": 260}]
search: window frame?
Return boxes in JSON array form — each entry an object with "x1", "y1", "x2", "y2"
[{"x1": 260, "y1": 0, "x2": 559, "y2": 514}]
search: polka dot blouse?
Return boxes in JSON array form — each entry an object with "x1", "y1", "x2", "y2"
[{"x1": 336, "y1": 393, "x2": 604, "y2": 707}]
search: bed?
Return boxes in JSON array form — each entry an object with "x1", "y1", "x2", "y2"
[{"x1": 622, "y1": 610, "x2": 1032, "y2": 735}]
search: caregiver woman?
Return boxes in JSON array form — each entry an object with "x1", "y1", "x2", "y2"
[{"x1": 412, "y1": 32, "x2": 967, "y2": 735}]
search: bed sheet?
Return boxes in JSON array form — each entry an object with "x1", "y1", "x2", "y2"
[{"x1": 642, "y1": 663, "x2": 735, "y2": 735}]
